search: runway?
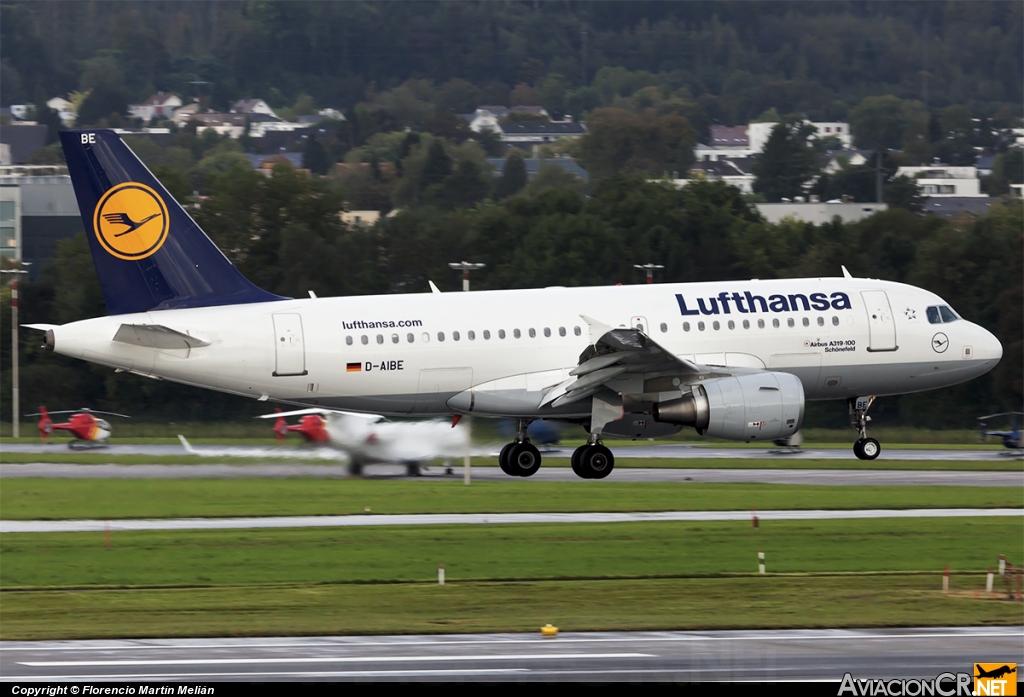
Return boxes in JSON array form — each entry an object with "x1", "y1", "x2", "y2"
[
  {"x1": 3, "y1": 507, "x2": 1020, "y2": 533},
  {"x1": 3, "y1": 627, "x2": 1021, "y2": 681},
  {"x1": 3, "y1": 442, "x2": 1019, "y2": 461},
  {"x1": 2, "y1": 462, "x2": 1021, "y2": 487}
]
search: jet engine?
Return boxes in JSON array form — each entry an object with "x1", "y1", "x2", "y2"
[{"x1": 652, "y1": 372, "x2": 804, "y2": 442}]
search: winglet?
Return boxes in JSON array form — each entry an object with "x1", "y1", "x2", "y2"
[
  {"x1": 177, "y1": 434, "x2": 197, "y2": 454},
  {"x1": 841, "y1": 265, "x2": 853, "y2": 279},
  {"x1": 428, "y1": 280, "x2": 441, "y2": 294},
  {"x1": 580, "y1": 315, "x2": 614, "y2": 347}
]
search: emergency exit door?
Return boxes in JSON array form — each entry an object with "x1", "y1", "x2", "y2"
[
  {"x1": 272, "y1": 313, "x2": 308, "y2": 376},
  {"x1": 861, "y1": 290, "x2": 898, "y2": 352}
]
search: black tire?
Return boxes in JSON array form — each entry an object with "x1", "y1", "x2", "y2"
[
  {"x1": 852, "y1": 439, "x2": 864, "y2": 459},
  {"x1": 579, "y1": 444, "x2": 615, "y2": 479},
  {"x1": 508, "y1": 442, "x2": 542, "y2": 477},
  {"x1": 860, "y1": 437, "x2": 881, "y2": 460},
  {"x1": 498, "y1": 442, "x2": 515, "y2": 476},
  {"x1": 571, "y1": 445, "x2": 591, "y2": 478}
]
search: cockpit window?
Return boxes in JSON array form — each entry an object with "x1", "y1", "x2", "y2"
[{"x1": 927, "y1": 305, "x2": 960, "y2": 324}]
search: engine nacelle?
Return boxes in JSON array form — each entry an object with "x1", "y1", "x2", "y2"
[{"x1": 653, "y1": 372, "x2": 804, "y2": 442}]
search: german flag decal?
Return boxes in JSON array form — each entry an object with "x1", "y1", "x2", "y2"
[{"x1": 346, "y1": 362, "x2": 361, "y2": 372}]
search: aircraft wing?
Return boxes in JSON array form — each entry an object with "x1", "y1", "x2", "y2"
[
  {"x1": 255, "y1": 408, "x2": 385, "y2": 421},
  {"x1": 542, "y1": 315, "x2": 746, "y2": 409}
]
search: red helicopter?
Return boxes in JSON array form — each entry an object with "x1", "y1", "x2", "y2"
[
  {"x1": 271, "y1": 408, "x2": 330, "y2": 443},
  {"x1": 27, "y1": 406, "x2": 130, "y2": 449}
]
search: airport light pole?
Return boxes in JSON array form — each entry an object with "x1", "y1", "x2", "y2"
[
  {"x1": 448, "y1": 261, "x2": 486, "y2": 292},
  {"x1": 448, "y1": 262, "x2": 485, "y2": 485},
  {"x1": 634, "y1": 263, "x2": 664, "y2": 284},
  {"x1": 2, "y1": 263, "x2": 30, "y2": 438}
]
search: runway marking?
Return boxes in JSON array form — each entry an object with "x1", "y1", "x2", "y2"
[
  {"x1": 21, "y1": 652, "x2": 652, "y2": 667},
  {"x1": 4, "y1": 629, "x2": 1021, "y2": 651},
  {"x1": 3, "y1": 508, "x2": 1021, "y2": 533}
]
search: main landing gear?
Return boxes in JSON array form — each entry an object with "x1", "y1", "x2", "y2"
[
  {"x1": 571, "y1": 437, "x2": 615, "y2": 479},
  {"x1": 850, "y1": 396, "x2": 881, "y2": 461},
  {"x1": 498, "y1": 419, "x2": 542, "y2": 477}
]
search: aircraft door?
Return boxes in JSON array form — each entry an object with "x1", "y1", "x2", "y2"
[
  {"x1": 630, "y1": 316, "x2": 650, "y2": 334},
  {"x1": 415, "y1": 368, "x2": 473, "y2": 413},
  {"x1": 861, "y1": 290, "x2": 897, "y2": 352},
  {"x1": 272, "y1": 313, "x2": 308, "y2": 376}
]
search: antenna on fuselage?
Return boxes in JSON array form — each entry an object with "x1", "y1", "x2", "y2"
[
  {"x1": 841, "y1": 265, "x2": 853, "y2": 279},
  {"x1": 428, "y1": 281, "x2": 441, "y2": 294}
]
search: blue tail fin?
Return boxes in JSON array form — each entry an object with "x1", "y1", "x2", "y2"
[{"x1": 60, "y1": 129, "x2": 286, "y2": 315}]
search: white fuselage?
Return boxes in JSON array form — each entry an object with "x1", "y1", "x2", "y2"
[{"x1": 47, "y1": 277, "x2": 1002, "y2": 418}]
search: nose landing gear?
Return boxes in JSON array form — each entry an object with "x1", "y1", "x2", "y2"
[{"x1": 850, "y1": 396, "x2": 881, "y2": 460}]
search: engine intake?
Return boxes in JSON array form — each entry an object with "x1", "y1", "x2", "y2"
[{"x1": 653, "y1": 372, "x2": 805, "y2": 442}]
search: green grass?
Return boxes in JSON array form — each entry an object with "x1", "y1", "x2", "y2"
[
  {"x1": 2, "y1": 518, "x2": 1020, "y2": 639},
  {"x1": 2, "y1": 479, "x2": 1020, "y2": 520},
  {"x1": 4, "y1": 518, "x2": 1018, "y2": 588}
]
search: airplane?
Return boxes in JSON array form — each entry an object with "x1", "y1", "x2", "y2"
[
  {"x1": 258, "y1": 406, "x2": 470, "y2": 475},
  {"x1": 25, "y1": 130, "x2": 1003, "y2": 478},
  {"x1": 977, "y1": 412, "x2": 1022, "y2": 450},
  {"x1": 25, "y1": 406, "x2": 130, "y2": 449},
  {"x1": 975, "y1": 665, "x2": 1017, "y2": 680}
]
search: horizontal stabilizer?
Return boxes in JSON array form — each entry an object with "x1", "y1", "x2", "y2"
[
  {"x1": 113, "y1": 324, "x2": 210, "y2": 350},
  {"x1": 23, "y1": 324, "x2": 57, "y2": 331}
]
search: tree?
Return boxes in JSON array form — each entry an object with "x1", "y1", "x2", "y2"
[
  {"x1": 302, "y1": 137, "x2": 333, "y2": 175},
  {"x1": 577, "y1": 108, "x2": 696, "y2": 180},
  {"x1": 884, "y1": 175, "x2": 925, "y2": 213},
  {"x1": 751, "y1": 122, "x2": 819, "y2": 202},
  {"x1": 495, "y1": 150, "x2": 527, "y2": 199},
  {"x1": 420, "y1": 139, "x2": 452, "y2": 189}
]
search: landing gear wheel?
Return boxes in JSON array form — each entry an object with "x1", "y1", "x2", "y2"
[
  {"x1": 571, "y1": 445, "x2": 591, "y2": 479},
  {"x1": 576, "y1": 444, "x2": 614, "y2": 479},
  {"x1": 507, "y1": 442, "x2": 542, "y2": 477},
  {"x1": 498, "y1": 442, "x2": 515, "y2": 476},
  {"x1": 854, "y1": 437, "x2": 880, "y2": 460}
]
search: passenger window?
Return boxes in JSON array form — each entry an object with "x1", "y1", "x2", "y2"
[
  {"x1": 377, "y1": 334, "x2": 384, "y2": 344},
  {"x1": 543, "y1": 328, "x2": 551, "y2": 337},
  {"x1": 727, "y1": 320, "x2": 735, "y2": 330},
  {"x1": 660, "y1": 323, "x2": 667, "y2": 333},
  {"x1": 713, "y1": 321, "x2": 720, "y2": 330},
  {"x1": 407, "y1": 333, "x2": 415, "y2": 343},
  {"x1": 437, "y1": 332, "x2": 445, "y2": 342},
  {"x1": 391, "y1": 334, "x2": 399, "y2": 344},
  {"x1": 453, "y1": 331, "x2": 460, "y2": 341},
  {"x1": 742, "y1": 320, "x2": 750, "y2": 329},
  {"x1": 683, "y1": 322, "x2": 690, "y2": 332},
  {"x1": 468, "y1": 330, "x2": 476, "y2": 340},
  {"x1": 514, "y1": 329, "x2": 521, "y2": 339},
  {"x1": 802, "y1": 317, "x2": 810, "y2": 327},
  {"x1": 772, "y1": 319, "x2": 780, "y2": 329},
  {"x1": 758, "y1": 319, "x2": 765, "y2": 329},
  {"x1": 484, "y1": 330, "x2": 491, "y2": 340},
  {"x1": 832, "y1": 316, "x2": 839, "y2": 326},
  {"x1": 787, "y1": 318, "x2": 795, "y2": 328},
  {"x1": 422, "y1": 332, "x2": 430, "y2": 343},
  {"x1": 939, "y1": 306, "x2": 958, "y2": 323},
  {"x1": 528, "y1": 328, "x2": 536, "y2": 338},
  {"x1": 574, "y1": 326, "x2": 581, "y2": 336},
  {"x1": 817, "y1": 317, "x2": 824, "y2": 327},
  {"x1": 698, "y1": 321, "x2": 705, "y2": 331},
  {"x1": 361, "y1": 335, "x2": 368, "y2": 345},
  {"x1": 346, "y1": 336, "x2": 353, "y2": 346},
  {"x1": 926, "y1": 306, "x2": 941, "y2": 324},
  {"x1": 559, "y1": 327, "x2": 566, "y2": 337},
  {"x1": 499, "y1": 329, "x2": 506, "y2": 339}
]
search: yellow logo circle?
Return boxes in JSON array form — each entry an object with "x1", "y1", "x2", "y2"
[{"x1": 93, "y1": 182, "x2": 169, "y2": 261}]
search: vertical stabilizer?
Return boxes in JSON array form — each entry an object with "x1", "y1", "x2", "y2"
[{"x1": 60, "y1": 130, "x2": 285, "y2": 315}]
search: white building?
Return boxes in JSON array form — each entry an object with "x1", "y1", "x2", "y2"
[
  {"x1": 129, "y1": 93, "x2": 183, "y2": 123},
  {"x1": 756, "y1": 201, "x2": 888, "y2": 225},
  {"x1": 46, "y1": 97, "x2": 77, "y2": 125},
  {"x1": 748, "y1": 121, "x2": 852, "y2": 154},
  {"x1": 231, "y1": 99, "x2": 278, "y2": 119},
  {"x1": 894, "y1": 165, "x2": 985, "y2": 197},
  {"x1": 248, "y1": 120, "x2": 310, "y2": 138}
]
